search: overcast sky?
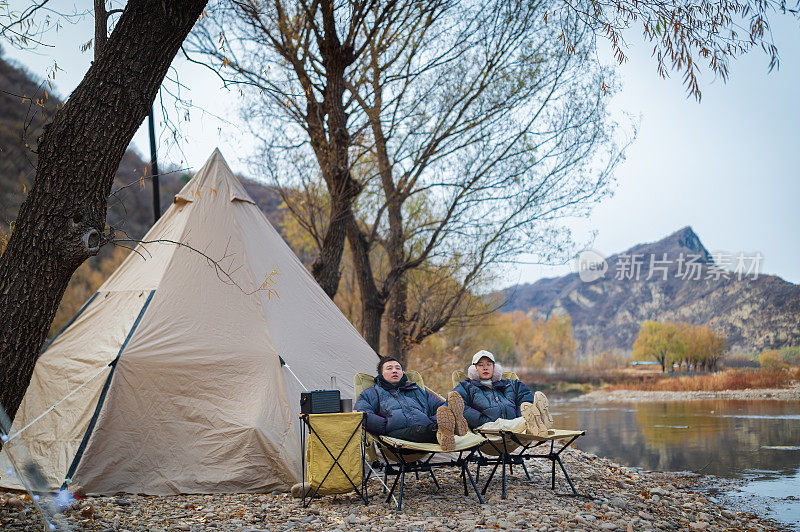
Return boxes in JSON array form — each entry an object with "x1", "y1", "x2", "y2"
[{"x1": 4, "y1": 3, "x2": 798, "y2": 288}]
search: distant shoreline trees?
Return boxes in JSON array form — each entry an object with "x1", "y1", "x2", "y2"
[{"x1": 632, "y1": 321, "x2": 725, "y2": 372}]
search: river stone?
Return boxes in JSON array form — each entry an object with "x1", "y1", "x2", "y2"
[
  {"x1": 6, "y1": 497, "x2": 23, "y2": 508},
  {"x1": 609, "y1": 497, "x2": 627, "y2": 509}
]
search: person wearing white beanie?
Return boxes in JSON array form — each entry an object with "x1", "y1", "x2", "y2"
[{"x1": 453, "y1": 350, "x2": 553, "y2": 436}]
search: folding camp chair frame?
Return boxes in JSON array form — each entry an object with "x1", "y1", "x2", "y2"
[
  {"x1": 299, "y1": 413, "x2": 368, "y2": 508},
  {"x1": 370, "y1": 435, "x2": 485, "y2": 512},
  {"x1": 473, "y1": 429, "x2": 586, "y2": 499}
]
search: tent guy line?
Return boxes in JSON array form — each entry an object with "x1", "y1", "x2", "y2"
[
  {"x1": 0, "y1": 149, "x2": 379, "y2": 494},
  {"x1": 62, "y1": 290, "x2": 157, "y2": 490},
  {"x1": 2, "y1": 365, "x2": 111, "y2": 444},
  {"x1": 279, "y1": 356, "x2": 309, "y2": 392},
  {"x1": 275, "y1": 354, "x2": 395, "y2": 501}
]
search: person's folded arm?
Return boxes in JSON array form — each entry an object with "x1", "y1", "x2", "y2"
[
  {"x1": 355, "y1": 387, "x2": 388, "y2": 434},
  {"x1": 454, "y1": 382, "x2": 488, "y2": 428},
  {"x1": 514, "y1": 380, "x2": 536, "y2": 407},
  {"x1": 425, "y1": 389, "x2": 445, "y2": 418}
]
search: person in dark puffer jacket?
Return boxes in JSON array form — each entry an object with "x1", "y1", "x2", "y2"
[
  {"x1": 452, "y1": 350, "x2": 553, "y2": 435},
  {"x1": 355, "y1": 356, "x2": 469, "y2": 451}
]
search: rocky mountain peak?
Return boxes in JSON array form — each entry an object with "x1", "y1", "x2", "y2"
[
  {"x1": 497, "y1": 226, "x2": 800, "y2": 356},
  {"x1": 607, "y1": 225, "x2": 711, "y2": 266}
]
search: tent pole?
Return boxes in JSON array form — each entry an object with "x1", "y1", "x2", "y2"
[{"x1": 148, "y1": 106, "x2": 161, "y2": 222}]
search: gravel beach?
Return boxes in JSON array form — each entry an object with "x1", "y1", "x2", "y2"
[{"x1": 1, "y1": 448, "x2": 783, "y2": 531}]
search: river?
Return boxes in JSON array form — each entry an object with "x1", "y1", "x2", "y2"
[{"x1": 552, "y1": 398, "x2": 800, "y2": 529}]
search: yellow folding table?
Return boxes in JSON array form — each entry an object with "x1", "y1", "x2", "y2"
[{"x1": 300, "y1": 412, "x2": 368, "y2": 507}]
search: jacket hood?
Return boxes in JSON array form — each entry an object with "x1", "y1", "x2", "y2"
[{"x1": 467, "y1": 362, "x2": 503, "y2": 382}]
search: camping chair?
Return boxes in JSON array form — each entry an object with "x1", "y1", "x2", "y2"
[
  {"x1": 452, "y1": 369, "x2": 586, "y2": 499},
  {"x1": 354, "y1": 371, "x2": 486, "y2": 511}
]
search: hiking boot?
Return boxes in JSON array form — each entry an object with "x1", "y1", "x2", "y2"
[
  {"x1": 520, "y1": 401, "x2": 547, "y2": 436},
  {"x1": 534, "y1": 391, "x2": 554, "y2": 429},
  {"x1": 447, "y1": 391, "x2": 469, "y2": 436},
  {"x1": 436, "y1": 405, "x2": 456, "y2": 451}
]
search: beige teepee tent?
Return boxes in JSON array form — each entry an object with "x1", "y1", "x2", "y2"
[{"x1": 0, "y1": 150, "x2": 377, "y2": 495}]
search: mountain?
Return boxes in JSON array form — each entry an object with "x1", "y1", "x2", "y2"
[
  {"x1": 0, "y1": 52, "x2": 282, "y2": 246},
  {"x1": 498, "y1": 226, "x2": 800, "y2": 356}
]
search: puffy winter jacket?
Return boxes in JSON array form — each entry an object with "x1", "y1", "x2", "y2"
[
  {"x1": 355, "y1": 375, "x2": 444, "y2": 435},
  {"x1": 453, "y1": 379, "x2": 536, "y2": 428}
]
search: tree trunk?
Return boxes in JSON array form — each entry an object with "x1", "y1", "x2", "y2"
[
  {"x1": 0, "y1": 0, "x2": 207, "y2": 431},
  {"x1": 385, "y1": 278, "x2": 409, "y2": 365},
  {"x1": 311, "y1": 188, "x2": 355, "y2": 298},
  {"x1": 352, "y1": 86, "x2": 406, "y2": 358},
  {"x1": 298, "y1": 0, "x2": 358, "y2": 300},
  {"x1": 94, "y1": 0, "x2": 108, "y2": 60},
  {"x1": 346, "y1": 211, "x2": 384, "y2": 351}
]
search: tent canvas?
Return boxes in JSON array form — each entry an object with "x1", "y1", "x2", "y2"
[{"x1": 0, "y1": 149, "x2": 377, "y2": 495}]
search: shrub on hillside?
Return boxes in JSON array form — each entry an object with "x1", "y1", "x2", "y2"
[
  {"x1": 779, "y1": 346, "x2": 800, "y2": 366},
  {"x1": 759, "y1": 350, "x2": 785, "y2": 370}
]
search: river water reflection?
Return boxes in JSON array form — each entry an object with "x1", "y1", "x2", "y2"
[{"x1": 553, "y1": 399, "x2": 800, "y2": 527}]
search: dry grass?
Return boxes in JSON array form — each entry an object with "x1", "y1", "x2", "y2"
[{"x1": 608, "y1": 368, "x2": 795, "y2": 392}]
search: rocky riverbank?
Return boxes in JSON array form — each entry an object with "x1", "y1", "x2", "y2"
[
  {"x1": 1, "y1": 448, "x2": 783, "y2": 531},
  {"x1": 578, "y1": 385, "x2": 800, "y2": 403}
]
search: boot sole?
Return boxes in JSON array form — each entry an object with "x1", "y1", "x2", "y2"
[
  {"x1": 521, "y1": 402, "x2": 547, "y2": 436},
  {"x1": 447, "y1": 391, "x2": 469, "y2": 436},
  {"x1": 534, "y1": 391, "x2": 554, "y2": 428},
  {"x1": 436, "y1": 405, "x2": 456, "y2": 451}
]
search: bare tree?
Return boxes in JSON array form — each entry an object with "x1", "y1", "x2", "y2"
[
  {"x1": 188, "y1": 0, "x2": 791, "y2": 360},
  {"x1": 0, "y1": 0, "x2": 208, "y2": 429},
  {"x1": 342, "y1": 0, "x2": 624, "y2": 361},
  {"x1": 190, "y1": 0, "x2": 624, "y2": 361},
  {"x1": 188, "y1": 0, "x2": 407, "y2": 299}
]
